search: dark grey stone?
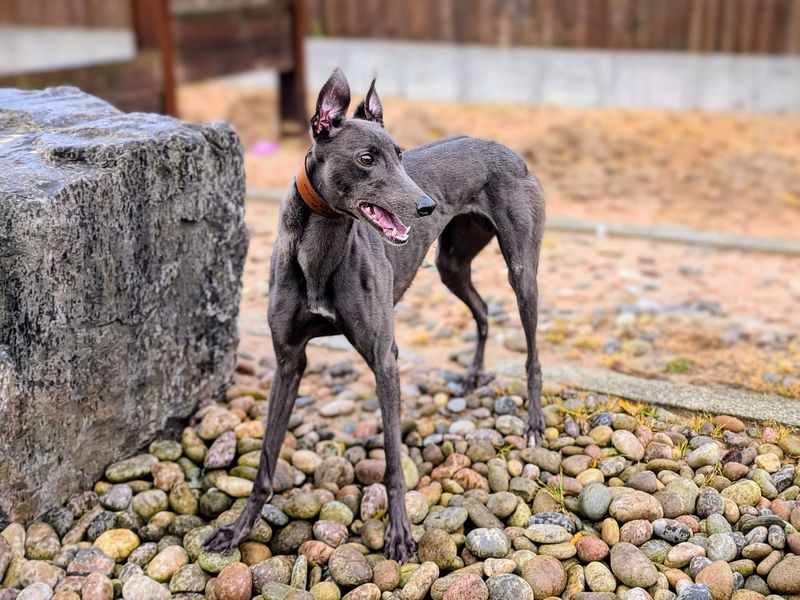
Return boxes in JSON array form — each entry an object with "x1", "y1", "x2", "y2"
[
  {"x1": 41, "y1": 506, "x2": 74, "y2": 539},
  {"x1": 768, "y1": 524, "x2": 786, "y2": 549},
  {"x1": 591, "y1": 412, "x2": 613, "y2": 427},
  {"x1": 528, "y1": 511, "x2": 576, "y2": 533},
  {"x1": 493, "y1": 396, "x2": 517, "y2": 415},
  {"x1": 696, "y1": 487, "x2": 725, "y2": 518},
  {"x1": 86, "y1": 510, "x2": 117, "y2": 541},
  {"x1": 689, "y1": 557, "x2": 712, "y2": 579},
  {"x1": 578, "y1": 482, "x2": 613, "y2": 521},
  {"x1": 0, "y1": 87, "x2": 248, "y2": 523},
  {"x1": 740, "y1": 515, "x2": 786, "y2": 533},
  {"x1": 653, "y1": 518, "x2": 692, "y2": 544},
  {"x1": 772, "y1": 465, "x2": 795, "y2": 492},
  {"x1": 261, "y1": 504, "x2": 290, "y2": 527},
  {"x1": 677, "y1": 584, "x2": 713, "y2": 600},
  {"x1": 733, "y1": 572, "x2": 745, "y2": 591}
]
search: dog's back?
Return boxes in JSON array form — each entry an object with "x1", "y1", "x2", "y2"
[{"x1": 384, "y1": 136, "x2": 544, "y2": 299}]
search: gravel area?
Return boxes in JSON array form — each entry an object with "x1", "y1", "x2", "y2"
[{"x1": 2, "y1": 358, "x2": 800, "y2": 600}]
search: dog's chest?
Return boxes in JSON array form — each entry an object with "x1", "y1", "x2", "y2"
[{"x1": 295, "y1": 222, "x2": 342, "y2": 321}]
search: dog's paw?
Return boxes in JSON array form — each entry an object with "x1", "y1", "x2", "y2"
[
  {"x1": 202, "y1": 523, "x2": 246, "y2": 555},
  {"x1": 384, "y1": 520, "x2": 416, "y2": 563},
  {"x1": 525, "y1": 415, "x2": 545, "y2": 448},
  {"x1": 464, "y1": 369, "x2": 494, "y2": 393}
]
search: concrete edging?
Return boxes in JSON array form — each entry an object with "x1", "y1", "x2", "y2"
[
  {"x1": 248, "y1": 189, "x2": 800, "y2": 256},
  {"x1": 536, "y1": 363, "x2": 800, "y2": 427}
]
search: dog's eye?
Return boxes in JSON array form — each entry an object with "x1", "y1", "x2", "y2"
[{"x1": 359, "y1": 153, "x2": 374, "y2": 166}]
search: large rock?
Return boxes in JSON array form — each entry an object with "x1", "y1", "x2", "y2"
[{"x1": 0, "y1": 87, "x2": 248, "y2": 523}]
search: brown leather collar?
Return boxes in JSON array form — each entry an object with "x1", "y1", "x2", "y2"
[{"x1": 295, "y1": 151, "x2": 342, "y2": 219}]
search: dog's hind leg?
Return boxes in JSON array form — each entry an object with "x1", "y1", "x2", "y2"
[
  {"x1": 203, "y1": 338, "x2": 308, "y2": 554},
  {"x1": 436, "y1": 213, "x2": 495, "y2": 392},
  {"x1": 491, "y1": 178, "x2": 545, "y2": 445}
]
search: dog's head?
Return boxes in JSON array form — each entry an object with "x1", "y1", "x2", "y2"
[{"x1": 307, "y1": 68, "x2": 436, "y2": 245}]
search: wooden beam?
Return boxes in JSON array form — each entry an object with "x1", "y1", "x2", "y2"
[
  {"x1": 280, "y1": 0, "x2": 309, "y2": 138},
  {"x1": 787, "y1": 0, "x2": 800, "y2": 53},
  {"x1": 156, "y1": 0, "x2": 178, "y2": 115},
  {"x1": 131, "y1": 0, "x2": 177, "y2": 115}
]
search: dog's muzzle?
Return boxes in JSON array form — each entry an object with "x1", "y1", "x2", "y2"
[{"x1": 416, "y1": 195, "x2": 437, "y2": 217}]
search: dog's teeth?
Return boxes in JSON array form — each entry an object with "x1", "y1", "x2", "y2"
[{"x1": 391, "y1": 227, "x2": 398, "y2": 239}]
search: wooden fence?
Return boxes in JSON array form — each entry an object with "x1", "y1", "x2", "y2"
[
  {"x1": 0, "y1": 0, "x2": 132, "y2": 28},
  {"x1": 0, "y1": 0, "x2": 308, "y2": 129},
  {"x1": 170, "y1": 0, "x2": 294, "y2": 82},
  {"x1": 305, "y1": 0, "x2": 800, "y2": 54}
]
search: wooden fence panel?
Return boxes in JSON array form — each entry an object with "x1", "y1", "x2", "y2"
[
  {"x1": 305, "y1": 0, "x2": 800, "y2": 54},
  {"x1": 0, "y1": 0, "x2": 132, "y2": 28}
]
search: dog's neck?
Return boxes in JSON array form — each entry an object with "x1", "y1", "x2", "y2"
[
  {"x1": 288, "y1": 155, "x2": 355, "y2": 320},
  {"x1": 296, "y1": 150, "x2": 343, "y2": 219}
]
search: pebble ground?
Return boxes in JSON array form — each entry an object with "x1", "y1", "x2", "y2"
[{"x1": 2, "y1": 356, "x2": 800, "y2": 600}]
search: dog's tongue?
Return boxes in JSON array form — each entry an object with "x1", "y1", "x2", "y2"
[{"x1": 373, "y1": 205, "x2": 409, "y2": 239}]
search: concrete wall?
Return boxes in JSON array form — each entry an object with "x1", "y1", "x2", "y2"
[
  {"x1": 306, "y1": 38, "x2": 800, "y2": 111},
  {"x1": 0, "y1": 26, "x2": 135, "y2": 76}
]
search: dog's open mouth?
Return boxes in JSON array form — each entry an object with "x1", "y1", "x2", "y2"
[{"x1": 358, "y1": 202, "x2": 410, "y2": 244}]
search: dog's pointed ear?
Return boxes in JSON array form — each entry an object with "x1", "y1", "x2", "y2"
[
  {"x1": 311, "y1": 68, "x2": 351, "y2": 139},
  {"x1": 354, "y1": 79, "x2": 384, "y2": 126}
]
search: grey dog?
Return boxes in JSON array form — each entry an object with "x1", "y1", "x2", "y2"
[{"x1": 204, "y1": 68, "x2": 545, "y2": 561}]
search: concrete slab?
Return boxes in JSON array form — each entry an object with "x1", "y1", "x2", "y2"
[
  {"x1": 247, "y1": 191, "x2": 800, "y2": 256},
  {"x1": 546, "y1": 217, "x2": 800, "y2": 255},
  {"x1": 0, "y1": 26, "x2": 135, "y2": 76},
  {"x1": 539, "y1": 50, "x2": 612, "y2": 107},
  {"x1": 608, "y1": 52, "x2": 693, "y2": 109},
  {"x1": 496, "y1": 360, "x2": 800, "y2": 427}
]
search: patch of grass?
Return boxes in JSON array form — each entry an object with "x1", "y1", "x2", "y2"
[
  {"x1": 764, "y1": 420, "x2": 794, "y2": 442},
  {"x1": 574, "y1": 336, "x2": 603, "y2": 351},
  {"x1": 541, "y1": 393, "x2": 560, "y2": 407},
  {"x1": 675, "y1": 439, "x2": 689, "y2": 459},
  {"x1": 665, "y1": 357, "x2": 693, "y2": 374},
  {"x1": 640, "y1": 406, "x2": 659, "y2": 419},
  {"x1": 594, "y1": 396, "x2": 621, "y2": 413},
  {"x1": 497, "y1": 443, "x2": 516, "y2": 460},
  {"x1": 747, "y1": 373, "x2": 800, "y2": 400},
  {"x1": 541, "y1": 232, "x2": 559, "y2": 248},
  {"x1": 711, "y1": 423, "x2": 726, "y2": 439},
  {"x1": 616, "y1": 398, "x2": 659, "y2": 425},
  {"x1": 685, "y1": 412, "x2": 713, "y2": 433},
  {"x1": 618, "y1": 398, "x2": 644, "y2": 416},
  {"x1": 637, "y1": 405, "x2": 660, "y2": 426},
  {"x1": 601, "y1": 352, "x2": 625, "y2": 372},
  {"x1": 555, "y1": 392, "x2": 594, "y2": 423},
  {"x1": 706, "y1": 461, "x2": 725, "y2": 485},
  {"x1": 410, "y1": 331, "x2": 432, "y2": 346},
  {"x1": 776, "y1": 357, "x2": 795, "y2": 375},
  {"x1": 536, "y1": 474, "x2": 568, "y2": 514},
  {"x1": 785, "y1": 191, "x2": 800, "y2": 207}
]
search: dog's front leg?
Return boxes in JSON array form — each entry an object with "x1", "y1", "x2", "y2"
[
  {"x1": 340, "y1": 312, "x2": 416, "y2": 561},
  {"x1": 374, "y1": 350, "x2": 416, "y2": 562},
  {"x1": 204, "y1": 344, "x2": 307, "y2": 554}
]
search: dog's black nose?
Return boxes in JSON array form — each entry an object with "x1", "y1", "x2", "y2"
[{"x1": 416, "y1": 195, "x2": 436, "y2": 216}]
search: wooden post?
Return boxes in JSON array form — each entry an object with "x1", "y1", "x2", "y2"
[
  {"x1": 131, "y1": 0, "x2": 177, "y2": 116},
  {"x1": 788, "y1": 0, "x2": 800, "y2": 53},
  {"x1": 155, "y1": 0, "x2": 177, "y2": 116},
  {"x1": 280, "y1": 0, "x2": 309, "y2": 138}
]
